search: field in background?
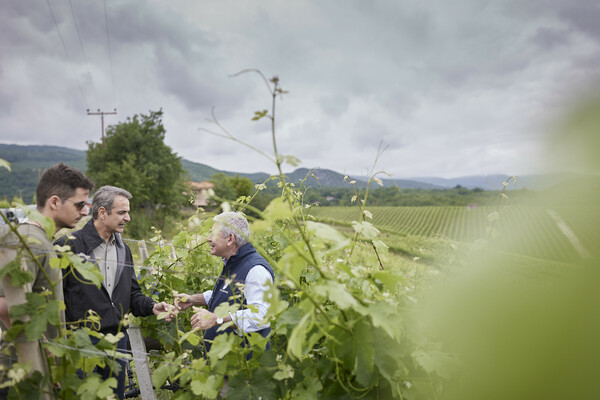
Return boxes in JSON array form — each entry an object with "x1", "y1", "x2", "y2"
[{"x1": 308, "y1": 205, "x2": 590, "y2": 263}]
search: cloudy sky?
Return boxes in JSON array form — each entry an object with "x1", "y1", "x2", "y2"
[{"x1": 1, "y1": 0, "x2": 599, "y2": 179}]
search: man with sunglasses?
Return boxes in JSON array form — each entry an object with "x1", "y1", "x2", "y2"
[
  {"x1": 55, "y1": 185, "x2": 173, "y2": 400},
  {"x1": 0, "y1": 163, "x2": 94, "y2": 399}
]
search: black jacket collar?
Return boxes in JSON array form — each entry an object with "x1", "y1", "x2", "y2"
[{"x1": 78, "y1": 218, "x2": 125, "y2": 253}]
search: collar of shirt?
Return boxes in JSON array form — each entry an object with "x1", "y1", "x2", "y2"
[{"x1": 102, "y1": 234, "x2": 116, "y2": 247}]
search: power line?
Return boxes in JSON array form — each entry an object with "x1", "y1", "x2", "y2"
[
  {"x1": 103, "y1": 0, "x2": 118, "y2": 108},
  {"x1": 45, "y1": 0, "x2": 89, "y2": 109},
  {"x1": 87, "y1": 108, "x2": 117, "y2": 149},
  {"x1": 67, "y1": 0, "x2": 99, "y2": 107}
]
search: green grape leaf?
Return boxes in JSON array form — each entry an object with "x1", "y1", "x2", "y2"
[
  {"x1": 190, "y1": 374, "x2": 222, "y2": 398},
  {"x1": 353, "y1": 318, "x2": 376, "y2": 386},
  {"x1": 252, "y1": 109, "x2": 268, "y2": 121},
  {"x1": 313, "y1": 280, "x2": 357, "y2": 310},
  {"x1": 208, "y1": 332, "x2": 235, "y2": 360},
  {"x1": 0, "y1": 159, "x2": 11, "y2": 171},
  {"x1": 263, "y1": 197, "x2": 294, "y2": 221},
  {"x1": 76, "y1": 376, "x2": 117, "y2": 400},
  {"x1": 0, "y1": 259, "x2": 34, "y2": 286},
  {"x1": 290, "y1": 367, "x2": 323, "y2": 399},
  {"x1": 288, "y1": 312, "x2": 312, "y2": 359},
  {"x1": 363, "y1": 301, "x2": 402, "y2": 341},
  {"x1": 352, "y1": 221, "x2": 380, "y2": 239},
  {"x1": 273, "y1": 363, "x2": 294, "y2": 380},
  {"x1": 281, "y1": 249, "x2": 307, "y2": 284},
  {"x1": 412, "y1": 349, "x2": 460, "y2": 379},
  {"x1": 262, "y1": 284, "x2": 288, "y2": 321},
  {"x1": 306, "y1": 221, "x2": 350, "y2": 250},
  {"x1": 9, "y1": 292, "x2": 58, "y2": 340},
  {"x1": 281, "y1": 155, "x2": 301, "y2": 167},
  {"x1": 152, "y1": 362, "x2": 178, "y2": 389},
  {"x1": 68, "y1": 253, "x2": 103, "y2": 288},
  {"x1": 179, "y1": 330, "x2": 201, "y2": 346},
  {"x1": 24, "y1": 210, "x2": 55, "y2": 240},
  {"x1": 274, "y1": 306, "x2": 303, "y2": 335},
  {"x1": 228, "y1": 369, "x2": 278, "y2": 400},
  {"x1": 373, "y1": 270, "x2": 405, "y2": 291}
]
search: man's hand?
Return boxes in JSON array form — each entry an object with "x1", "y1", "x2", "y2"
[
  {"x1": 175, "y1": 293, "x2": 205, "y2": 311},
  {"x1": 190, "y1": 307, "x2": 217, "y2": 330},
  {"x1": 153, "y1": 302, "x2": 176, "y2": 322}
]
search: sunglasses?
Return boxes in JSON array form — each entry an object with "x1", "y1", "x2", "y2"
[{"x1": 64, "y1": 199, "x2": 88, "y2": 210}]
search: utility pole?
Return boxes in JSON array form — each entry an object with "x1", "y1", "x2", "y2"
[
  {"x1": 33, "y1": 168, "x2": 43, "y2": 182},
  {"x1": 87, "y1": 108, "x2": 117, "y2": 149}
]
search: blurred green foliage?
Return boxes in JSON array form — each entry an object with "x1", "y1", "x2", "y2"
[{"x1": 421, "y1": 92, "x2": 600, "y2": 400}]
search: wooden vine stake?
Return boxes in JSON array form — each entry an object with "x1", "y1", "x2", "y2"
[{"x1": 125, "y1": 240, "x2": 157, "y2": 400}]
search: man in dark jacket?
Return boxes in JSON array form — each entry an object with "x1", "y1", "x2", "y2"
[
  {"x1": 176, "y1": 212, "x2": 274, "y2": 354},
  {"x1": 55, "y1": 185, "x2": 172, "y2": 399}
]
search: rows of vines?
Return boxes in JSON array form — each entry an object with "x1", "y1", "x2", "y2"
[{"x1": 309, "y1": 205, "x2": 579, "y2": 262}]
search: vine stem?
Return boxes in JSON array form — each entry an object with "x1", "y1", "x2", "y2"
[
  {"x1": 345, "y1": 142, "x2": 389, "y2": 269},
  {"x1": 488, "y1": 176, "x2": 516, "y2": 238}
]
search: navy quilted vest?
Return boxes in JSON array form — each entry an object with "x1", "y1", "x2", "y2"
[{"x1": 204, "y1": 243, "x2": 274, "y2": 352}]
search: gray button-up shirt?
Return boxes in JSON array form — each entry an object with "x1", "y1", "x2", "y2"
[{"x1": 93, "y1": 235, "x2": 118, "y2": 298}]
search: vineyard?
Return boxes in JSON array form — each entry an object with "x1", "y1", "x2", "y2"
[
  {"x1": 2, "y1": 73, "x2": 598, "y2": 400},
  {"x1": 307, "y1": 205, "x2": 585, "y2": 262}
]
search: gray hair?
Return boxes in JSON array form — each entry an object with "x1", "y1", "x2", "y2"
[
  {"x1": 91, "y1": 185, "x2": 132, "y2": 220},
  {"x1": 214, "y1": 212, "x2": 250, "y2": 247}
]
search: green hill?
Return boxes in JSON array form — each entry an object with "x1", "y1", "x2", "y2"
[
  {"x1": 0, "y1": 144, "x2": 307, "y2": 199},
  {"x1": 0, "y1": 144, "x2": 87, "y2": 201},
  {"x1": 0, "y1": 144, "x2": 231, "y2": 200},
  {"x1": 182, "y1": 159, "x2": 270, "y2": 183},
  {"x1": 0, "y1": 144, "x2": 434, "y2": 200}
]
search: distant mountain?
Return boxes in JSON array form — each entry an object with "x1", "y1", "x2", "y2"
[
  {"x1": 352, "y1": 175, "x2": 442, "y2": 189},
  {"x1": 0, "y1": 144, "x2": 87, "y2": 170},
  {"x1": 0, "y1": 144, "x2": 587, "y2": 200},
  {"x1": 283, "y1": 168, "x2": 350, "y2": 188},
  {"x1": 0, "y1": 144, "x2": 276, "y2": 199},
  {"x1": 405, "y1": 175, "x2": 511, "y2": 190},
  {"x1": 182, "y1": 159, "x2": 270, "y2": 183},
  {"x1": 404, "y1": 173, "x2": 591, "y2": 191}
]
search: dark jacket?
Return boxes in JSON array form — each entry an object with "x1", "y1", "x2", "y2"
[
  {"x1": 55, "y1": 219, "x2": 155, "y2": 334},
  {"x1": 204, "y1": 242, "x2": 274, "y2": 351}
]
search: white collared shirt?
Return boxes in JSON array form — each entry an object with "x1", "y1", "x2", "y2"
[
  {"x1": 93, "y1": 235, "x2": 118, "y2": 298},
  {"x1": 203, "y1": 265, "x2": 273, "y2": 334}
]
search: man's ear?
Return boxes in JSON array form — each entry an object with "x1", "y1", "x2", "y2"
[
  {"x1": 228, "y1": 233, "x2": 236, "y2": 246},
  {"x1": 98, "y1": 206, "x2": 107, "y2": 219},
  {"x1": 48, "y1": 195, "x2": 61, "y2": 210}
]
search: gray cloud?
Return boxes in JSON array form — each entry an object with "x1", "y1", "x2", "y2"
[{"x1": 1, "y1": 0, "x2": 599, "y2": 179}]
